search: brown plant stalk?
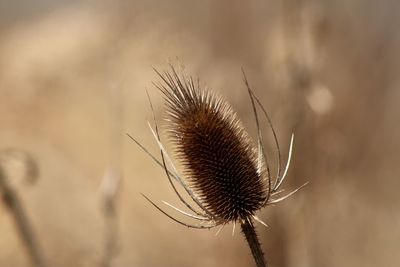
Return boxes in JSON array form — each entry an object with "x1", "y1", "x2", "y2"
[{"x1": 0, "y1": 149, "x2": 47, "y2": 267}]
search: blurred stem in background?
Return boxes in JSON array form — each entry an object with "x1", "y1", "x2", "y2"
[
  {"x1": 100, "y1": 167, "x2": 120, "y2": 267},
  {"x1": 0, "y1": 149, "x2": 47, "y2": 267},
  {"x1": 274, "y1": 1, "x2": 318, "y2": 266},
  {"x1": 100, "y1": 83, "x2": 123, "y2": 267}
]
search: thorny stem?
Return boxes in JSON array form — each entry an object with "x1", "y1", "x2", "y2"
[
  {"x1": 0, "y1": 167, "x2": 47, "y2": 267},
  {"x1": 241, "y1": 218, "x2": 267, "y2": 267}
]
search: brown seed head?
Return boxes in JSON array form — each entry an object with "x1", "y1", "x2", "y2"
[{"x1": 155, "y1": 67, "x2": 268, "y2": 222}]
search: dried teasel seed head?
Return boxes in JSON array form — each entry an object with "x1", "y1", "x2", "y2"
[{"x1": 155, "y1": 67, "x2": 269, "y2": 223}]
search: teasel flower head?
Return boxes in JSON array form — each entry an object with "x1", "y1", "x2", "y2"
[{"x1": 129, "y1": 65, "x2": 307, "y2": 267}]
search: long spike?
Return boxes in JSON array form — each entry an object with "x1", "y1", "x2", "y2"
[
  {"x1": 271, "y1": 189, "x2": 285, "y2": 196},
  {"x1": 141, "y1": 194, "x2": 216, "y2": 229},
  {"x1": 252, "y1": 215, "x2": 269, "y2": 228},
  {"x1": 162, "y1": 201, "x2": 209, "y2": 221},
  {"x1": 126, "y1": 134, "x2": 176, "y2": 178},
  {"x1": 274, "y1": 133, "x2": 295, "y2": 191},
  {"x1": 148, "y1": 123, "x2": 181, "y2": 179},
  {"x1": 215, "y1": 224, "x2": 225, "y2": 236},
  {"x1": 267, "y1": 182, "x2": 308, "y2": 205},
  {"x1": 148, "y1": 124, "x2": 215, "y2": 219},
  {"x1": 242, "y1": 68, "x2": 272, "y2": 199},
  {"x1": 249, "y1": 88, "x2": 283, "y2": 187}
]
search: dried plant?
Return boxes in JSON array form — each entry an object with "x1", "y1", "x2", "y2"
[
  {"x1": 129, "y1": 65, "x2": 306, "y2": 267},
  {"x1": 0, "y1": 148, "x2": 47, "y2": 267},
  {"x1": 99, "y1": 84, "x2": 123, "y2": 267}
]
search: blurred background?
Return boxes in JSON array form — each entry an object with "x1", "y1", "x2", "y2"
[{"x1": 1, "y1": 1, "x2": 399, "y2": 267}]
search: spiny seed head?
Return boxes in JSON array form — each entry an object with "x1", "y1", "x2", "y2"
[{"x1": 156, "y1": 67, "x2": 269, "y2": 223}]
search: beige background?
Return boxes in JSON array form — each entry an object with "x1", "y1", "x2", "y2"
[{"x1": 0, "y1": 1, "x2": 399, "y2": 266}]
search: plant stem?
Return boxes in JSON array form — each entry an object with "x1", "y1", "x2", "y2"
[
  {"x1": 100, "y1": 168, "x2": 120, "y2": 267},
  {"x1": 0, "y1": 167, "x2": 47, "y2": 267},
  {"x1": 241, "y1": 218, "x2": 267, "y2": 267}
]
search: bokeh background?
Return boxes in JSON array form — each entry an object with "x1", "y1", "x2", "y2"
[{"x1": 1, "y1": 1, "x2": 399, "y2": 267}]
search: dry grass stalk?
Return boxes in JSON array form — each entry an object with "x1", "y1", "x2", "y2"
[
  {"x1": 0, "y1": 149, "x2": 47, "y2": 267},
  {"x1": 100, "y1": 84, "x2": 123, "y2": 267}
]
